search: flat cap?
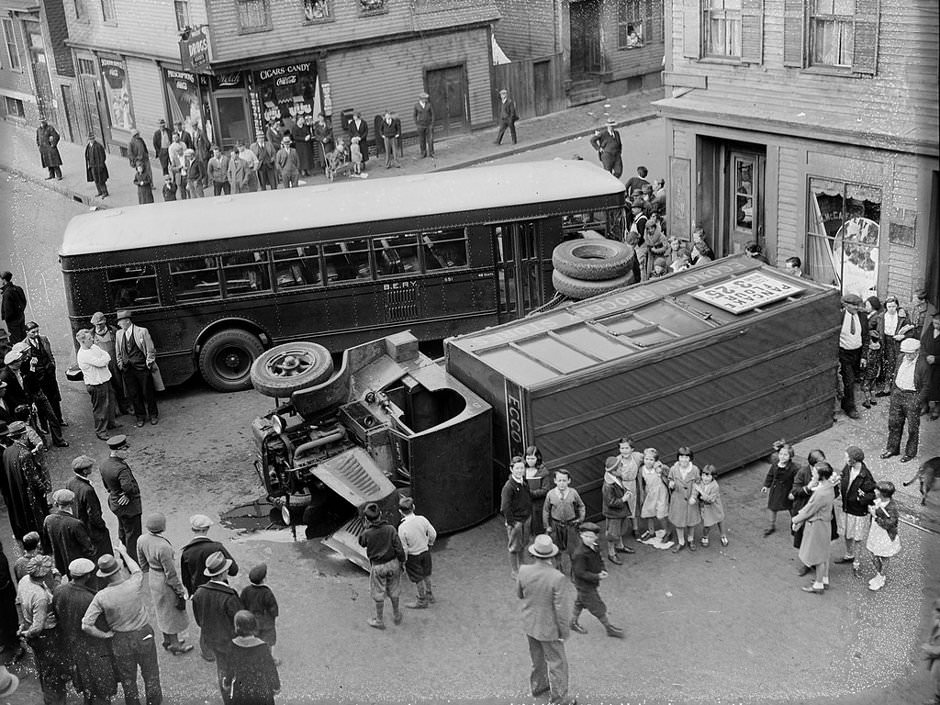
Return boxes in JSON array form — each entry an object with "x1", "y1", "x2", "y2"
[
  {"x1": 841, "y1": 293, "x2": 863, "y2": 306},
  {"x1": 3, "y1": 350, "x2": 20, "y2": 365},
  {"x1": 52, "y1": 488, "x2": 75, "y2": 505},
  {"x1": 249, "y1": 563, "x2": 267, "y2": 584},
  {"x1": 26, "y1": 555, "x2": 53, "y2": 577},
  {"x1": 190, "y1": 514, "x2": 213, "y2": 530},
  {"x1": 106, "y1": 434, "x2": 128, "y2": 449},
  {"x1": 71, "y1": 455, "x2": 95, "y2": 471},
  {"x1": 90, "y1": 311, "x2": 107, "y2": 325},
  {"x1": 68, "y1": 557, "x2": 96, "y2": 577},
  {"x1": 579, "y1": 521, "x2": 601, "y2": 534},
  {"x1": 900, "y1": 338, "x2": 920, "y2": 353},
  {"x1": 145, "y1": 513, "x2": 166, "y2": 533}
]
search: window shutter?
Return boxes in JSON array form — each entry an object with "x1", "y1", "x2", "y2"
[
  {"x1": 782, "y1": 0, "x2": 804, "y2": 67},
  {"x1": 682, "y1": 0, "x2": 701, "y2": 59},
  {"x1": 740, "y1": 0, "x2": 763, "y2": 64},
  {"x1": 645, "y1": 0, "x2": 656, "y2": 43},
  {"x1": 852, "y1": 0, "x2": 879, "y2": 75}
]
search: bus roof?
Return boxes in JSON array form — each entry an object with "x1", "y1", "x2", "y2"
[{"x1": 60, "y1": 160, "x2": 625, "y2": 257}]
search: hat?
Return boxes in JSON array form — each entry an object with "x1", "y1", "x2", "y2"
[
  {"x1": 605, "y1": 117, "x2": 616, "y2": 125},
  {"x1": 249, "y1": 563, "x2": 267, "y2": 584},
  {"x1": 419, "y1": 91, "x2": 429, "y2": 99},
  {"x1": 107, "y1": 434, "x2": 128, "y2": 449},
  {"x1": 52, "y1": 488, "x2": 75, "y2": 505},
  {"x1": 846, "y1": 446, "x2": 865, "y2": 463},
  {"x1": 68, "y1": 557, "x2": 96, "y2": 577},
  {"x1": 3, "y1": 350, "x2": 21, "y2": 365},
  {"x1": 90, "y1": 311, "x2": 107, "y2": 325},
  {"x1": 579, "y1": 521, "x2": 601, "y2": 534},
  {"x1": 184, "y1": 148, "x2": 195, "y2": 155},
  {"x1": 158, "y1": 119, "x2": 166, "y2": 125},
  {"x1": 398, "y1": 496, "x2": 414, "y2": 512},
  {"x1": 10, "y1": 341, "x2": 29, "y2": 355},
  {"x1": 204, "y1": 550, "x2": 233, "y2": 577},
  {"x1": 6, "y1": 421, "x2": 26, "y2": 436},
  {"x1": 499, "y1": 88, "x2": 508, "y2": 95},
  {"x1": 841, "y1": 293, "x2": 863, "y2": 306},
  {"x1": 71, "y1": 455, "x2": 95, "y2": 472},
  {"x1": 363, "y1": 503, "x2": 382, "y2": 522},
  {"x1": 914, "y1": 286, "x2": 928, "y2": 299},
  {"x1": 0, "y1": 665, "x2": 19, "y2": 696},
  {"x1": 26, "y1": 555, "x2": 52, "y2": 577},
  {"x1": 604, "y1": 456, "x2": 621, "y2": 472},
  {"x1": 900, "y1": 338, "x2": 920, "y2": 354},
  {"x1": 115, "y1": 309, "x2": 132, "y2": 322},
  {"x1": 145, "y1": 512, "x2": 166, "y2": 533},
  {"x1": 25, "y1": 321, "x2": 39, "y2": 331},
  {"x1": 527, "y1": 534, "x2": 559, "y2": 558},
  {"x1": 190, "y1": 514, "x2": 213, "y2": 531},
  {"x1": 96, "y1": 554, "x2": 121, "y2": 578}
]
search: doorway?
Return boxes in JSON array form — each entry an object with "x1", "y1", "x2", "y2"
[
  {"x1": 725, "y1": 150, "x2": 765, "y2": 256},
  {"x1": 533, "y1": 60, "x2": 551, "y2": 116},
  {"x1": 77, "y1": 57, "x2": 107, "y2": 145},
  {"x1": 494, "y1": 221, "x2": 546, "y2": 322},
  {"x1": 425, "y1": 65, "x2": 468, "y2": 137},
  {"x1": 211, "y1": 91, "x2": 252, "y2": 149},
  {"x1": 569, "y1": 0, "x2": 601, "y2": 78},
  {"x1": 23, "y1": 21, "x2": 54, "y2": 120}
]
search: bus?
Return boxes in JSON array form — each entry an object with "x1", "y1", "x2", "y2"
[{"x1": 60, "y1": 160, "x2": 626, "y2": 392}]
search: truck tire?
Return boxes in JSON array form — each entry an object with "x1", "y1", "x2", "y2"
[
  {"x1": 551, "y1": 269, "x2": 635, "y2": 300},
  {"x1": 552, "y1": 239, "x2": 634, "y2": 281},
  {"x1": 250, "y1": 342, "x2": 334, "y2": 397},
  {"x1": 198, "y1": 329, "x2": 265, "y2": 392}
]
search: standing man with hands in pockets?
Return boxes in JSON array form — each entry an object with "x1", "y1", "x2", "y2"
[{"x1": 115, "y1": 310, "x2": 160, "y2": 428}]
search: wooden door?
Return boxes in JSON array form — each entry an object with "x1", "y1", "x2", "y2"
[
  {"x1": 569, "y1": 0, "x2": 601, "y2": 78},
  {"x1": 425, "y1": 65, "x2": 468, "y2": 136},
  {"x1": 533, "y1": 60, "x2": 551, "y2": 116},
  {"x1": 494, "y1": 221, "x2": 545, "y2": 322},
  {"x1": 212, "y1": 91, "x2": 252, "y2": 149},
  {"x1": 723, "y1": 150, "x2": 764, "y2": 256},
  {"x1": 78, "y1": 69, "x2": 107, "y2": 145}
]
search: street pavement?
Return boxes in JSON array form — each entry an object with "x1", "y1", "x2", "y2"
[{"x1": 0, "y1": 89, "x2": 659, "y2": 211}]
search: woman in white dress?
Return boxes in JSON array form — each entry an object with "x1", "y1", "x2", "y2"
[{"x1": 866, "y1": 481, "x2": 901, "y2": 592}]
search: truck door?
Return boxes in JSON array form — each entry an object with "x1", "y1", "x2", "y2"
[{"x1": 494, "y1": 220, "x2": 546, "y2": 321}]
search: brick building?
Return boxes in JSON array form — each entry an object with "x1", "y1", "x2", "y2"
[{"x1": 657, "y1": 0, "x2": 939, "y2": 304}]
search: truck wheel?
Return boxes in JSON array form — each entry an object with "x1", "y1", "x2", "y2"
[
  {"x1": 552, "y1": 239, "x2": 634, "y2": 281},
  {"x1": 551, "y1": 269, "x2": 635, "y2": 300},
  {"x1": 198, "y1": 329, "x2": 265, "y2": 392},
  {"x1": 250, "y1": 342, "x2": 334, "y2": 397}
]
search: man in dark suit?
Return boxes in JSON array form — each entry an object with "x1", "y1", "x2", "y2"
[
  {"x1": 0, "y1": 272, "x2": 27, "y2": 343},
  {"x1": 347, "y1": 112, "x2": 369, "y2": 165},
  {"x1": 250, "y1": 133, "x2": 278, "y2": 191},
  {"x1": 42, "y1": 489, "x2": 95, "y2": 577},
  {"x1": 379, "y1": 112, "x2": 401, "y2": 169},
  {"x1": 67, "y1": 455, "x2": 113, "y2": 560},
  {"x1": 516, "y1": 535, "x2": 575, "y2": 705},
  {"x1": 589, "y1": 118, "x2": 623, "y2": 178},
  {"x1": 99, "y1": 435, "x2": 142, "y2": 559},
  {"x1": 413, "y1": 92, "x2": 434, "y2": 158},
  {"x1": 24, "y1": 321, "x2": 63, "y2": 425},
  {"x1": 152, "y1": 119, "x2": 173, "y2": 175},
  {"x1": 838, "y1": 294, "x2": 869, "y2": 419},
  {"x1": 84, "y1": 133, "x2": 109, "y2": 198},
  {"x1": 192, "y1": 551, "x2": 243, "y2": 692},
  {"x1": 495, "y1": 89, "x2": 519, "y2": 145}
]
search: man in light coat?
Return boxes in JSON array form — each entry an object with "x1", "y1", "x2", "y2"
[
  {"x1": 114, "y1": 310, "x2": 159, "y2": 427},
  {"x1": 207, "y1": 146, "x2": 230, "y2": 196},
  {"x1": 275, "y1": 135, "x2": 300, "y2": 188}
]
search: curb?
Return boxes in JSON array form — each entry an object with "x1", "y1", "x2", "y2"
[{"x1": 1, "y1": 163, "x2": 105, "y2": 209}]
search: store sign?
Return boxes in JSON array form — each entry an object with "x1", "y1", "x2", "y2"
[
  {"x1": 689, "y1": 272, "x2": 804, "y2": 314},
  {"x1": 253, "y1": 60, "x2": 318, "y2": 123},
  {"x1": 179, "y1": 27, "x2": 210, "y2": 72}
]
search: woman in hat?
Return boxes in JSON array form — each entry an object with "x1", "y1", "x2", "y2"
[
  {"x1": 227, "y1": 610, "x2": 280, "y2": 704},
  {"x1": 666, "y1": 447, "x2": 702, "y2": 552},
  {"x1": 137, "y1": 513, "x2": 193, "y2": 655}
]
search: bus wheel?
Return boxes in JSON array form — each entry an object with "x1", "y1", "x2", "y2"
[
  {"x1": 199, "y1": 329, "x2": 265, "y2": 392},
  {"x1": 250, "y1": 342, "x2": 335, "y2": 397},
  {"x1": 552, "y1": 239, "x2": 634, "y2": 281},
  {"x1": 551, "y1": 269, "x2": 635, "y2": 300}
]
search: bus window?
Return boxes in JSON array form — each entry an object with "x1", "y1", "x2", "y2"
[
  {"x1": 324, "y1": 239, "x2": 371, "y2": 282},
  {"x1": 171, "y1": 257, "x2": 221, "y2": 301},
  {"x1": 422, "y1": 229, "x2": 468, "y2": 270},
  {"x1": 273, "y1": 246, "x2": 321, "y2": 289},
  {"x1": 107, "y1": 264, "x2": 159, "y2": 308},
  {"x1": 374, "y1": 234, "x2": 419, "y2": 277},
  {"x1": 222, "y1": 251, "x2": 271, "y2": 295}
]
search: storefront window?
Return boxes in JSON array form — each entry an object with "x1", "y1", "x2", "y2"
[
  {"x1": 99, "y1": 57, "x2": 135, "y2": 131},
  {"x1": 253, "y1": 62, "x2": 319, "y2": 125},
  {"x1": 806, "y1": 177, "x2": 881, "y2": 296},
  {"x1": 164, "y1": 69, "x2": 206, "y2": 140}
]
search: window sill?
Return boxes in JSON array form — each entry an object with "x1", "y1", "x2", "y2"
[
  {"x1": 102, "y1": 19, "x2": 118, "y2": 27},
  {"x1": 618, "y1": 43, "x2": 647, "y2": 51},
  {"x1": 303, "y1": 15, "x2": 334, "y2": 25},
  {"x1": 237, "y1": 24, "x2": 272, "y2": 34},
  {"x1": 800, "y1": 65, "x2": 867, "y2": 78},
  {"x1": 695, "y1": 56, "x2": 743, "y2": 66},
  {"x1": 359, "y1": 7, "x2": 388, "y2": 17}
]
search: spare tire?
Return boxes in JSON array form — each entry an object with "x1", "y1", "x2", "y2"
[
  {"x1": 552, "y1": 269, "x2": 635, "y2": 300},
  {"x1": 552, "y1": 239, "x2": 634, "y2": 281},
  {"x1": 250, "y1": 342, "x2": 334, "y2": 397}
]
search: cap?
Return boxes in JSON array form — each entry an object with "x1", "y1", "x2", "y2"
[
  {"x1": 115, "y1": 310, "x2": 132, "y2": 322},
  {"x1": 605, "y1": 117, "x2": 616, "y2": 125},
  {"x1": 579, "y1": 521, "x2": 601, "y2": 534},
  {"x1": 90, "y1": 311, "x2": 107, "y2": 325},
  {"x1": 71, "y1": 455, "x2": 95, "y2": 472},
  {"x1": 145, "y1": 512, "x2": 166, "y2": 533},
  {"x1": 249, "y1": 563, "x2": 267, "y2": 584},
  {"x1": 841, "y1": 293, "x2": 863, "y2": 306},
  {"x1": 604, "y1": 456, "x2": 621, "y2": 472},
  {"x1": 190, "y1": 514, "x2": 213, "y2": 531},
  {"x1": 87, "y1": 132, "x2": 96, "y2": 140},
  {"x1": 52, "y1": 488, "x2": 75, "y2": 505},
  {"x1": 25, "y1": 321, "x2": 39, "y2": 331},
  {"x1": 398, "y1": 496, "x2": 414, "y2": 512},
  {"x1": 419, "y1": 91, "x2": 429, "y2": 99},
  {"x1": 10, "y1": 341, "x2": 29, "y2": 355},
  {"x1": 107, "y1": 434, "x2": 128, "y2": 449},
  {"x1": 900, "y1": 338, "x2": 920, "y2": 353},
  {"x1": 499, "y1": 88, "x2": 508, "y2": 95},
  {"x1": 68, "y1": 557, "x2": 96, "y2": 577},
  {"x1": 527, "y1": 534, "x2": 559, "y2": 558},
  {"x1": 3, "y1": 350, "x2": 20, "y2": 365},
  {"x1": 6, "y1": 421, "x2": 26, "y2": 436},
  {"x1": 96, "y1": 554, "x2": 121, "y2": 578},
  {"x1": 184, "y1": 148, "x2": 195, "y2": 155},
  {"x1": 363, "y1": 503, "x2": 381, "y2": 522},
  {"x1": 846, "y1": 446, "x2": 865, "y2": 463},
  {"x1": 204, "y1": 550, "x2": 233, "y2": 577},
  {"x1": 131, "y1": 128, "x2": 140, "y2": 136}
]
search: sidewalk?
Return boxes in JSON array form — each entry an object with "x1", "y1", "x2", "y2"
[{"x1": 0, "y1": 90, "x2": 660, "y2": 209}]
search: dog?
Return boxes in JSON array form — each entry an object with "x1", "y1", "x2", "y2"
[{"x1": 902, "y1": 456, "x2": 940, "y2": 505}]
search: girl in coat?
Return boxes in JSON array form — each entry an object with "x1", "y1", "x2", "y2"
[
  {"x1": 691, "y1": 464, "x2": 727, "y2": 547},
  {"x1": 617, "y1": 438, "x2": 645, "y2": 541},
  {"x1": 601, "y1": 456, "x2": 631, "y2": 564},
  {"x1": 791, "y1": 462, "x2": 837, "y2": 593},
  {"x1": 639, "y1": 448, "x2": 670, "y2": 545},
  {"x1": 523, "y1": 445, "x2": 551, "y2": 536},
  {"x1": 227, "y1": 611, "x2": 280, "y2": 705},
  {"x1": 761, "y1": 443, "x2": 797, "y2": 536},
  {"x1": 866, "y1": 481, "x2": 901, "y2": 592},
  {"x1": 667, "y1": 446, "x2": 701, "y2": 553},
  {"x1": 133, "y1": 159, "x2": 154, "y2": 205}
]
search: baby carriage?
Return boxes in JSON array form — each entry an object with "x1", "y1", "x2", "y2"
[{"x1": 324, "y1": 138, "x2": 355, "y2": 182}]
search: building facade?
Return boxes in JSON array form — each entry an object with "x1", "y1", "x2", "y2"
[{"x1": 657, "y1": 0, "x2": 939, "y2": 304}]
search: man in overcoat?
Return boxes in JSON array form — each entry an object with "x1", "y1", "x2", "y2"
[
  {"x1": 67, "y1": 455, "x2": 113, "y2": 560},
  {"x1": 516, "y1": 535, "x2": 574, "y2": 705},
  {"x1": 835, "y1": 446, "x2": 876, "y2": 574},
  {"x1": 114, "y1": 309, "x2": 160, "y2": 427},
  {"x1": 0, "y1": 272, "x2": 27, "y2": 343},
  {"x1": 192, "y1": 551, "x2": 243, "y2": 701},
  {"x1": 52, "y1": 557, "x2": 118, "y2": 705},
  {"x1": 36, "y1": 118, "x2": 62, "y2": 180},
  {"x1": 275, "y1": 135, "x2": 300, "y2": 188},
  {"x1": 127, "y1": 128, "x2": 149, "y2": 169},
  {"x1": 84, "y1": 133, "x2": 110, "y2": 198},
  {"x1": 589, "y1": 118, "x2": 623, "y2": 178},
  {"x1": 413, "y1": 92, "x2": 434, "y2": 158},
  {"x1": 43, "y1": 488, "x2": 95, "y2": 578},
  {"x1": 0, "y1": 421, "x2": 51, "y2": 545},
  {"x1": 99, "y1": 435, "x2": 142, "y2": 559}
]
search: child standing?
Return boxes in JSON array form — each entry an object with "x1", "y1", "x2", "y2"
[
  {"x1": 691, "y1": 465, "x2": 728, "y2": 547},
  {"x1": 866, "y1": 481, "x2": 901, "y2": 591},
  {"x1": 541, "y1": 469, "x2": 586, "y2": 575},
  {"x1": 134, "y1": 159, "x2": 154, "y2": 205},
  {"x1": 162, "y1": 173, "x2": 177, "y2": 202},
  {"x1": 639, "y1": 448, "x2": 672, "y2": 548},
  {"x1": 601, "y1": 456, "x2": 633, "y2": 564},
  {"x1": 617, "y1": 438, "x2": 644, "y2": 542},
  {"x1": 397, "y1": 496, "x2": 437, "y2": 608},
  {"x1": 357, "y1": 503, "x2": 406, "y2": 629},
  {"x1": 667, "y1": 446, "x2": 702, "y2": 553},
  {"x1": 524, "y1": 445, "x2": 551, "y2": 536},
  {"x1": 568, "y1": 522, "x2": 624, "y2": 638},
  {"x1": 860, "y1": 329, "x2": 883, "y2": 409},
  {"x1": 239, "y1": 564, "x2": 279, "y2": 650},
  {"x1": 350, "y1": 136, "x2": 363, "y2": 175}
]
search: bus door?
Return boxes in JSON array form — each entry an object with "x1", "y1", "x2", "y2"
[{"x1": 494, "y1": 221, "x2": 545, "y2": 322}]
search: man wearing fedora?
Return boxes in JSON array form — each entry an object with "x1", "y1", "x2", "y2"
[
  {"x1": 67, "y1": 455, "x2": 113, "y2": 561},
  {"x1": 153, "y1": 119, "x2": 173, "y2": 175},
  {"x1": 91, "y1": 311, "x2": 132, "y2": 417},
  {"x1": 358, "y1": 502, "x2": 406, "y2": 629},
  {"x1": 1, "y1": 420, "x2": 51, "y2": 544},
  {"x1": 85, "y1": 132, "x2": 110, "y2": 199},
  {"x1": 82, "y1": 546, "x2": 164, "y2": 705},
  {"x1": 495, "y1": 88, "x2": 519, "y2": 145},
  {"x1": 516, "y1": 534, "x2": 575, "y2": 705},
  {"x1": 181, "y1": 514, "x2": 239, "y2": 600},
  {"x1": 414, "y1": 91, "x2": 435, "y2": 158},
  {"x1": 192, "y1": 550, "x2": 243, "y2": 701},
  {"x1": 43, "y1": 488, "x2": 95, "y2": 578},
  {"x1": 76, "y1": 327, "x2": 118, "y2": 441},
  {"x1": 569, "y1": 522, "x2": 624, "y2": 638},
  {"x1": 53, "y1": 557, "x2": 118, "y2": 704},
  {"x1": 838, "y1": 293, "x2": 869, "y2": 419},
  {"x1": 115, "y1": 309, "x2": 160, "y2": 427},
  {"x1": 590, "y1": 118, "x2": 623, "y2": 178},
  {"x1": 881, "y1": 337, "x2": 930, "y2": 463},
  {"x1": 100, "y1": 435, "x2": 143, "y2": 559}
]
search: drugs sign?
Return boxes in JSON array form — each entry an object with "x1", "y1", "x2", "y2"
[{"x1": 689, "y1": 272, "x2": 804, "y2": 314}]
